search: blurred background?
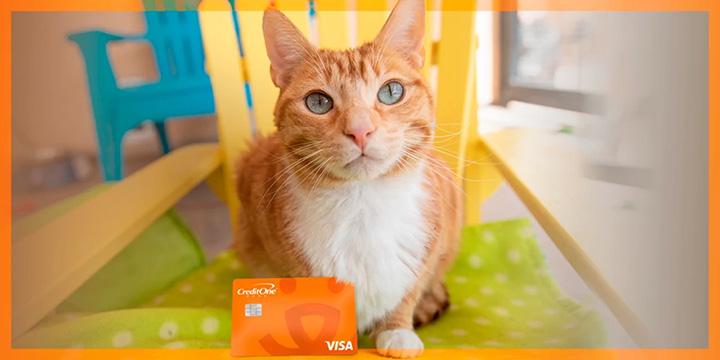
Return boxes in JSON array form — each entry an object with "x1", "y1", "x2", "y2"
[
  {"x1": 474, "y1": 10, "x2": 708, "y2": 348},
  {"x1": 11, "y1": 4, "x2": 708, "y2": 349},
  {"x1": 12, "y1": 12, "x2": 229, "y2": 256}
]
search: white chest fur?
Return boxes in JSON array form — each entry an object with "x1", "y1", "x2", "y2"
[{"x1": 288, "y1": 165, "x2": 429, "y2": 331}]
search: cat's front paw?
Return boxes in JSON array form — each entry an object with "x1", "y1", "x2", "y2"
[{"x1": 376, "y1": 329, "x2": 424, "y2": 358}]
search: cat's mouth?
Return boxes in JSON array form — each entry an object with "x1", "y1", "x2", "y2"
[
  {"x1": 336, "y1": 153, "x2": 391, "y2": 180},
  {"x1": 343, "y1": 153, "x2": 378, "y2": 168},
  {"x1": 335, "y1": 142, "x2": 412, "y2": 180}
]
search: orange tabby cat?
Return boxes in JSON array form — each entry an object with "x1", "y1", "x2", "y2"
[{"x1": 234, "y1": 0, "x2": 462, "y2": 357}]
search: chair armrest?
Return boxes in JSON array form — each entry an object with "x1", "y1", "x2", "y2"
[
  {"x1": 67, "y1": 31, "x2": 148, "y2": 92},
  {"x1": 67, "y1": 30, "x2": 145, "y2": 46},
  {"x1": 12, "y1": 144, "x2": 222, "y2": 338}
]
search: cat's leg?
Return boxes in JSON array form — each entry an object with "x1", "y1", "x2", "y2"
[
  {"x1": 372, "y1": 287, "x2": 425, "y2": 358},
  {"x1": 412, "y1": 281, "x2": 450, "y2": 328},
  {"x1": 413, "y1": 231, "x2": 457, "y2": 327},
  {"x1": 372, "y1": 220, "x2": 459, "y2": 357},
  {"x1": 412, "y1": 208, "x2": 460, "y2": 328}
]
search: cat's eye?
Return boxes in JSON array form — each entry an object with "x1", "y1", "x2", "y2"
[
  {"x1": 377, "y1": 81, "x2": 404, "y2": 105},
  {"x1": 305, "y1": 92, "x2": 333, "y2": 114}
]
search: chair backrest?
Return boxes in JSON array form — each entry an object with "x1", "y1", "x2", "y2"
[
  {"x1": 198, "y1": 0, "x2": 477, "y2": 233},
  {"x1": 143, "y1": 0, "x2": 208, "y2": 80}
]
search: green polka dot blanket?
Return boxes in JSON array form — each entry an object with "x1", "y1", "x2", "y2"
[{"x1": 16, "y1": 219, "x2": 605, "y2": 348}]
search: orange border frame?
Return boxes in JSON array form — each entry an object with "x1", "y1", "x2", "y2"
[{"x1": 1, "y1": 0, "x2": 718, "y2": 359}]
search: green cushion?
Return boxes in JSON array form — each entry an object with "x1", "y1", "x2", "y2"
[
  {"x1": 16, "y1": 309, "x2": 231, "y2": 348},
  {"x1": 18, "y1": 219, "x2": 605, "y2": 348},
  {"x1": 413, "y1": 219, "x2": 606, "y2": 348},
  {"x1": 57, "y1": 209, "x2": 206, "y2": 313},
  {"x1": 14, "y1": 184, "x2": 206, "y2": 314}
]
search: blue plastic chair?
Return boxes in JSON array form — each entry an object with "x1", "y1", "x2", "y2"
[{"x1": 69, "y1": 9, "x2": 215, "y2": 181}]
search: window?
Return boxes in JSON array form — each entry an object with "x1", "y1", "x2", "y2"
[{"x1": 498, "y1": 12, "x2": 605, "y2": 114}]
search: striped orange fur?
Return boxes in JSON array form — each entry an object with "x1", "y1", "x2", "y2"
[{"x1": 234, "y1": 1, "x2": 462, "y2": 357}]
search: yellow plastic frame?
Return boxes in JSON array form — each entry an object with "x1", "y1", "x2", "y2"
[{"x1": 10, "y1": 0, "x2": 650, "y2": 348}]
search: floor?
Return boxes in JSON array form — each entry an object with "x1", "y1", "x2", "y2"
[{"x1": 12, "y1": 154, "x2": 634, "y2": 347}]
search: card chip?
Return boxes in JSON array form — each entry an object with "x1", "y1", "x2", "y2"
[{"x1": 245, "y1": 303, "x2": 262, "y2": 317}]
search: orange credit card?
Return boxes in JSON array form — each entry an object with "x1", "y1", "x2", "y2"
[{"x1": 231, "y1": 277, "x2": 358, "y2": 356}]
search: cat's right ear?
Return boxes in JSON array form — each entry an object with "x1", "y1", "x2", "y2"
[{"x1": 263, "y1": 9, "x2": 314, "y2": 88}]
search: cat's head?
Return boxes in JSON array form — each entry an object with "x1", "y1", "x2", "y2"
[{"x1": 263, "y1": 0, "x2": 433, "y2": 181}]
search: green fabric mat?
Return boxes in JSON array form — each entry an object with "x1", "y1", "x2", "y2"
[
  {"x1": 13, "y1": 184, "x2": 206, "y2": 314},
  {"x1": 57, "y1": 209, "x2": 206, "y2": 313},
  {"x1": 16, "y1": 219, "x2": 605, "y2": 348}
]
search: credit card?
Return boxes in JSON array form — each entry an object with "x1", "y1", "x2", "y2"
[{"x1": 231, "y1": 277, "x2": 358, "y2": 356}]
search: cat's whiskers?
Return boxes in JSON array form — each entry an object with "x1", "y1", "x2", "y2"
[
  {"x1": 401, "y1": 148, "x2": 466, "y2": 195},
  {"x1": 269, "y1": 142, "x2": 317, "y2": 164},
  {"x1": 404, "y1": 135, "x2": 457, "y2": 146},
  {"x1": 308, "y1": 156, "x2": 335, "y2": 194},
  {"x1": 258, "y1": 157, "x2": 309, "y2": 211},
  {"x1": 266, "y1": 147, "x2": 322, "y2": 188},
  {"x1": 406, "y1": 130, "x2": 465, "y2": 139},
  {"x1": 404, "y1": 124, "x2": 465, "y2": 136},
  {"x1": 404, "y1": 146, "x2": 501, "y2": 184},
  {"x1": 399, "y1": 149, "x2": 466, "y2": 216},
  {"x1": 402, "y1": 133, "x2": 500, "y2": 166},
  {"x1": 430, "y1": 146, "x2": 500, "y2": 166},
  {"x1": 261, "y1": 155, "x2": 320, "y2": 212},
  {"x1": 258, "y1": 148, "x2": 324, "y2": 210}
]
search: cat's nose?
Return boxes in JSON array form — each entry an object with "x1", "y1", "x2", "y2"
[{"x1": 345, "y1": 123, "x2": 376, "y2": 151}]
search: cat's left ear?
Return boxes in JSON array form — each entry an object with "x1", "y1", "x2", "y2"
[
  {"x1": 263, "y1": 9, "x2": 315, "y2": 87},
  {"x1": 374, "y1": 0, "x2": 426, "y2": 68}
]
